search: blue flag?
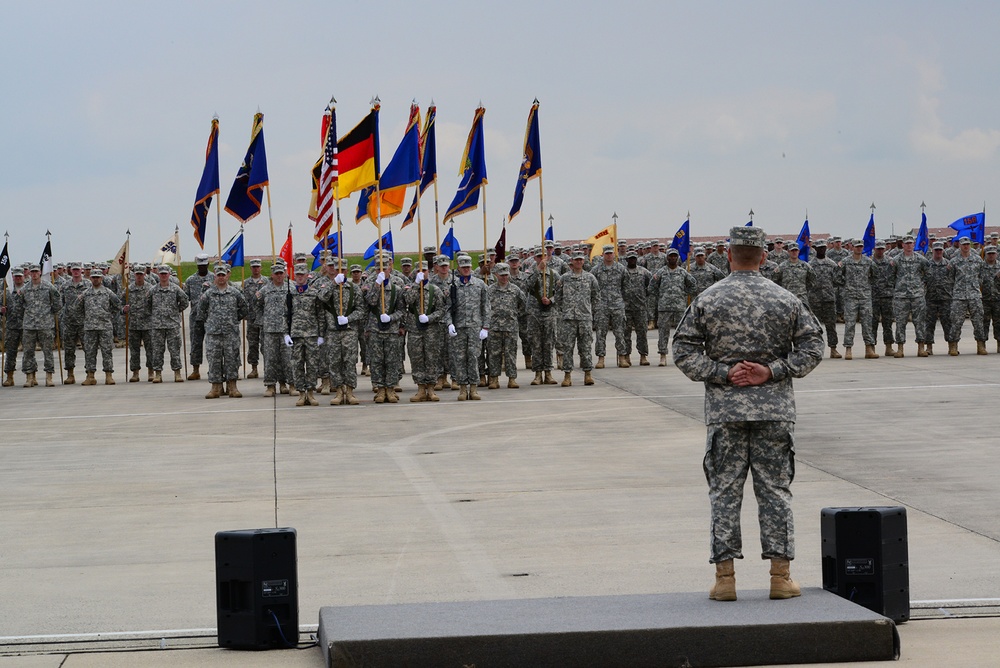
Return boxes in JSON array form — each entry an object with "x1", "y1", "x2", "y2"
[
  {"x1": 310, "y1": 232, "x2": 340, "y2": 270},
  {"x1": 225, "y1": 113, "x2": 269, "y2": 223},
  {"x1": 948, "y1": 212, "x2": 986, "y2": 244},
  {"x1": 797, "y1": 219, "x2": 811, "y2": 260},
  {"x1": 441, "y1": 227, "x2": 461, "y2": 259},
  {"x1": 445, "y1": 107, "x2": 488, "y2": 220},
  {"x1": 190, "y1": 118, "x2": 220, "y2": 249},
  {"x1": 545, "y1": 223, "x2": 553, "y2": 241},
  {"x1": 402, "y1": 106, "x2": 438, "y2": 228},
  {"x1": 379, "y1": 107, "x2": 422, "y2": 192},
  {"x1": 508, "y1": 102, "x2": 542, "y2": 221},
  {"x1": 914, "y1": 213, "x2": 929, "y2": 255},
  {"x1": 863, "y1": 213, "x2": 877, "y2": 256},
  {"x1": 355, "y1": 185, "x2": 375, "y2": 224},
  {"x1": 745, "y1": 220, "x2": 753, "y2": 227},
  {"x1": 364, "y1": 231, "x2": 393, "y2": 260},
  {"x1": 220, "y1": 231, "x2": 244, "y2": 268},
  {"x1": 670, "y1": 220, "x2": 690, "y2": 262}
]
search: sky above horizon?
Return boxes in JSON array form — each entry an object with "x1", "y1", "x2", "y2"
[{"x1": 4, "y1": 1, "x2": 1000, "y2": 263}]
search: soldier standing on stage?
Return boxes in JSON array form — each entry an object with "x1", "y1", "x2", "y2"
[
  {"x1": 622, "y1": 250, "x2": 652, "y2": 366},
  {"x1": 525, "y1": 255, "x2": 560, "y2": 386},
  {"x1": 647, "y1": 248, "x2": 695, "y2": 367},
  {"x1": 73, "y1": 270, "x2": 121, "y2": 386},
  {"x1": 287, "y1": 263, "x2": 326, "y2": 407},
  {"x1": 198, "y1": 264, "x2": 248, "y2": 399},
  {"x1": 364, "y1": 258, "x2": 407, "y2": 404},
  {"x1": 486, "y1": 263, "x2": 526, "y2": 389},
  {"x1": 556, "y1": 251, "x2": 599, "y2": 386},
  {"x1": 255, "y1": 263, "x2": 294, "y2": 397},
  {"x1": 889, "y1": 235, "x2": 930, "y2": 357},
  {"x1": 125, "y1": 266, "x2": 154, "y2": 382},
  {"x1": 590, "y1": 244, "x2": 629, "y2": 369},
  {"x1": 923, "y1": 242, "x2": 954, "y2": 356},
  {"x1": 1, "y1": 268, "x2": 26, "y2": 386},
  {"x1": 242, "y1": 259, "x2": 267, "y2": 379},
  {"x1": 806, "y1": 240, "x2": 842, "y2": 359},
  {"x1": 448, "y1": 254, "x2": 491, "y2": 401},
  {"x1": 59, "y1": 263, "x2": 89, "y2": 384},
  {"x1": 184, "y1": 254, "x2": 213, "y2": 380},
  {"x1": 949, "y1": 236, "x2": 987, "y2": 355},
  {"x1": 13, "y1": 265, "x2": 61, "y2": 387},
  {"x1": 148, "y1": 265, "x2": 190, "y2": 383},
  {"x1": 840, "y1": 240, "x2": 879, "y2": 359},
  {"x1": 404, "y1": 261, "x2": 448, "y2": 402},
  {"x1": 673, "y1": 226, "x2": 824, "y2": 602}
]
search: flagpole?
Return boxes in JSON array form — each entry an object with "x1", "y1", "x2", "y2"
[
  {"x1": 123, "y1": 231, "x2": 131, "y2": 384},
  {"x1": 215, "y1": 189, "x2": 223, "y2": 260},
  {"x1": 336, "y1": 189, "x2": 344, "y2": 316},
  {"x1": 179, "y1": 253, "x2": 189, "y2": 381},
  {"x1": 417, "y1": 181, "x2": 425, "y2": 314},
  {"x1": 482, "y1": 186, "x2": 489, "y2": 282},
  {"x1": 239, "y1": 225, "x2": 247, "y2": 378},
  {"x1": 612, "y1": 212, "x2": 619, "y2": 262},
  {"x1": 1, "y1": 231, "x2": 7, "y2": 376},
  {"x1": 433, "y1": 179, "x2": 441, "y2": 252},
  {"x1": 264, "y1": 185, "x2": 277, "y2": 261},
  {"x1": 538, "y1": 176, "x2": 547, "y2": 296},
  {"x1": 47, "y1": 229, "x2": 64, "y2": 384}
]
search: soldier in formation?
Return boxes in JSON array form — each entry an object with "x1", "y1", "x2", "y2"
[{"x1": 197, "y1": 264, "x2": 248, "y2": 398}]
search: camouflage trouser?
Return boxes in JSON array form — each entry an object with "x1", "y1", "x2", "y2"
[
  {"x1": 436, "y1": 325, "x2": 453, "y2": 379},
  {"x1": 893, "y1": 296, "x2": 927, "y2": 344},
  {"x1": 62, "y1": 319, "x2": 85, "y2": 370},
  {"x1": 518, "y1": 315, "x2": 530, "y2": 360},
  {"x1": 356, "y1": 324, "x2": 368, "y2": 368},
  {"x1": 327, "y1": 326, "x2": 359, "y2": 389},
  {"x1": 128, "y1": 327, "x2": 152, "y2": 371},
  {"x1": 407, "y1": 326, "x2": 442, "y2": 385},
  {"x1": 369, "y1": 329, "x2": 404, "y2": 389},
  {"x1": 84, "y1": 328, "x2": 114, "y2": 372},
  {"x1": 291, "y1": 337, "x2": 321, "y2": 392},
  {"x1": 451, "y1": 327, "x2": 481, "y2": 385},
  {"x1": 843, "y1": 295, "x2": 874, "y2": 347},
  {"x1": 205, "y1": 331, "x2": 240, "y2": 383},
  {"x1": 623, "y1": 308, "x2": 648, "y2": 356},
  {"x1": 810, "y1": 300, "x2": 838, "y2": 348},
  {"x1": 149, "y1": 327, "x2": 182, "y2": 371},
  {"x1": 478, "y1": 340, "x2": 488, "y2": 378},
  {"x1": 924, "y1": 299, "x2": 954, "y2": 343},
  {"x1": 189, "y1": 315, "x2": 206, "y2": 366},
  {"x1": 984, "y1": 299, "x2": 1000, "y2": 341},
  {"x1": 951, "y1": 297, "x2": 986, "y2": 342},
  {"x1": 594, "y1": 306, "x2": 627, "y2": 357},
  {"x1": 528, "y1": 311, "x2": 556, "y2": 372},
  {"x1": 872, "y1": 297, "x2": 894, "y2": 345},
  {"x1": 704, "y1": 421, "x2": 795, "y2": 563},
  {"x1": 835, "y1": 285, "x2": 845, "y2": 318},
  {"x1": 560, "y1": 319, "x2": 594, "y2": 372},
  {"x1": 261, "y1": 332, "x2": 292, "y2": 386},
  {"x1": 487, "y1": 329, "x2": 518, "y2": 379},
  {"x1": 21, "y1": 328, "x2": 55, "y2": 374},
  {"x1": 246, "y1": 322, "x2": 262, "y2": 366},
  {"x1": 656, "y1": 309, "x2": 684, "y2": 355},
  {"x1": 3, "y1": 327, "x2": 22, "y2": 372}
]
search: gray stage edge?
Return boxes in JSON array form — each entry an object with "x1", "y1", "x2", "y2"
[{"x1": 317, "y1": 588, "x2": 900, "y2": 667}]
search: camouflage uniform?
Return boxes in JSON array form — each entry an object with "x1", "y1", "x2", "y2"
[
  {"x1": 72, "y1": 281, "x2": 121, "y2": 373},
  {"x1": 2, "y1": 280, "x2": 25, "y2": 375},
  {"x1": 429, "y1": 269, "x2": 455, "y2": 381},
  {"x1": 707, "y1": 250, "x2": 730, "y2": 276},
  {"x1": 125, "y1": 280, "x2": 154, "y2": 373},
  {"x1": 840, "y1": 254, "x2": 876, "y2": 347},
  {"x1": 509, "y1": 267, "x2": 531, "y2": 361},
  {"x1": 148, "y1": 280, "x2": 190, "y2": 372},
  {"x1": 923, "y1": 256, "x2": 954, "y2": 345},
  {"x1": 889, "y1": 252, "x2": 929, "y2": 345},
  {"x1": 197, "y1": 282, "x2": 248, "y2": 383},
  {"x1": 403, "y1": 280, "x2": 448, "y2": 386},
  {"x1": 256, "y1": 281, "x2": 293, "y2": 389},
  {"x1": 525, "y1": 267, "x2": 560, "y2": 372},
  {"x1": 622, "y1": 264, "x2": 652, "y2": 357},
  {"x1": 242, "y1": 273, "x2": 268, "y2": 369},
  {"x1": 448, "y1": 274, "x2": 491, "y2": 385},
  {"x1": 826, "y1": 245, "x2": 849, "y2": 317},
  {"x1": 672, "y1": 255, "x2": 824, "y2": 564},
  {"x1": 689, "y1": 261, "x2": 726, "y2": 298},
  {"x1": 772, "y1": 260, "x2": 811, "y2": 304},
  {"x1": 184, "y1": 271, "x2": 213, "y2": 367},
  {"x1": 980, "y1": 256, "x2": 1000, "y2": 343},
  {"x1": 309, "y1": 271, "x2": 334, "y2": 384},
  {"x1": 949, "y1": 252, "x2": 985, "y2": 343},
  {"x1": 806, "y1": 256, "x2": 841, "y2": 348},
  {"x1": 767, "y1": 247, "x2": 789, "y2": 265},
  {"x1": 322, "y1": 279, "x2": 365, "y2": 391},
  {"x1": 363, "y1": 275, "x2": 407, "y2": 390},
  {"x1": 288, "y1": 281, "x2": 327, "y2": 392},
  {"x1": 59, "y1": 277, "x2": 89, "y2": 372},
  {"x1": 590, "y1": 260, "x2": 628, "y2": 359},
  {"x1": 647, "y1": 265, "x2": 696, "y2": 355},
  {"x1": 641, "y1": 251, "x2": 667, "y2": 275},
  {"x1": 16, "y1": 280, "x2": 61, "y2": 375},
  {"x1": 486, "y1": 280, "x2": 526, "y2": 379},
  {"x1": 556, "y1": 267, "x2": 599, "y2": 372},
  {"x1": 759, "y1": 259, "x2": 779, "y2": 282},
  {"x1": 871, "y1": 253, "x2": 895, "y2": 347}
]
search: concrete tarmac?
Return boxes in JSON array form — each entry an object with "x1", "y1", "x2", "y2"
[{"x1": 2, "y1": 325, "x2": 1000, "y2": 666}]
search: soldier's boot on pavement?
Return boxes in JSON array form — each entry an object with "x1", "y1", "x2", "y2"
[
  {"x1": 82, "y1": 371, "x2": 96, "y2": 386},
  {"x1": 374, "y1": 387, "x2": 387, "y2": 404},
  {"x1": 977, "y1": 340, "x2": 988, "y2": 355},
  {"x1": 477, "y1": 375, "x2": 487, "y2": 387},
  {"x1": 894, "y1": 346, "x2": 905, "y2": 358},
  {"x1": 64, "y1": 369, "x2": 75, "y2": 385},
  {"x1": 151, "y1": 371, "x2": 162, "y2": 384},
  {"x1": 344, "y1": 386, "x2": 360, "y2": 405},
  {"x1": 205, "y1": 383, "x2": 222, "y2": 399},
  {"x1": 561, "y1": 372, "x2": 572, "y2": 387},
  {"x1": 426, "y1": 385, "x2": 440, "y2": 402},
  {"x1": 174, "y1": 370, "x2": 183, "y2": 383},
  {"x1": 105, "y1": 372, "x2": 116, "y2": 385},
  {"x1": 918, "y1": 343, "x2": 929, "y2": 357},
  {"x1": 507, "y1": 378, "x2": 519, "y2": 389},
  {"x1": 658, "y1": 354, "x2": 667, "y2": 366},
  {"x1": 187, "y1": 365, "x2": 201, "y2": 380},
  {"x1": 584, "y1": 371, "x2": 594, "y2": 385},
  {"x1": 45, "y1": 372, "x2": 54, "y2": 387},
  {"x1": 531, "y1": 371, "x2": 543, "y2": 385},
  {"x1": 617, "y1": 355, "x2": 627, "y2": 367},
  {"x1": 263, "y1": 385, "x2": 276, "y2": 398},
  {"x1": 319, "y1": 377, "x2": 331, "y2": 395},
  {"x1": 487, "y1": 376, "x2": 499, "y2": 389},
  {"x1": 228, "y1": 381, "x2": 242, "y2": 398},
  {"x1": 865, "y1": 345, "x2": 879, "y2": 359},
  {"x1": 130, "y1": 370, "x2": 140, "y2": 382},
  {"x1": 647, "y1": 320, "x2": 656, "y2": 331},
  {"x1": 468, "y1": 386, "x2": 481, "y2": 400},
  {"x1": 996, "y1": 340, "x2": 1000, "y2": 354},
  {"x1": 556, "y1": 353, "x2": 563, "y2": 367},
  {"x1": 709, "y1": 559, "x2": 736, "y2": 601},
  {"x1": 595, "y1": 356, "x2": 605, "y2": 369},
  {"x1": 305, "y1": 389, "x2": 318, "y2": 406},
  {"x1": 279, "y1": 382, "x2": 289, "y2": 394},
  {"x1": 926, "y1": 343, "x2": 934, "y2": 356},
  {"x1": 434, "y1": 376, "x2": 445, "y2": 391},
  {"x1": 640, "y1": 355, "x2": 649, "y2": 366},
  {"x1": 544, "y1": 371, "x2": 557, "y2": 385},
  {"x1": 361, "y1": 364, "x2": 370, "y2": 376},
  {"x1": 295, "y1": 391, "x2": 308, "y2": 407},
  {"x1": 386, "y1": 388, "x2": 400, "y2": 403},
  {"x1": 843, "y1": 347, "x2": 852, "y2": 360},
  {"x1": 147, "y1": 369, "x2": 155, "y2": 382},
  {"x1": 457, "y1": 385, "x2": 469, "y2": 401},
  {"x1": 331, "y1": 386, "x2": 344, "y2": 405},
  {"x1": 884, "y1": 344, "x2": 895, "y2": 357},
  {"x1": 450, "y1": 377, "x2": 460, "y2": 390},
  {"x1": 769, "y1": 558, "x2": 801, "y2": 600},
  {"x1": 23, "y1": 372, "x2": 35, "y2": 388},
  {"x1": 524, "y1": 355, "x2": 532, "y2": 368},
  {"x1": 829, "y1": 346, "x2": 842, "y2": 359},
  {"x1": 410, "y1": 384, "x2": 427, "y2": 402},
  {"x1": 3, "y1": 371, "x2": 14, "y2": 386},
  {"x1": 247, "y1": 365, "x2": 258, "y2": 379}
]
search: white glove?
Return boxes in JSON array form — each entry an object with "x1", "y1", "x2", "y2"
[
  {"x1": 380, "y1": 313, "x2": 391, "y2": 323},
  {"x1": 317, "y1": 337, "x2": 324, "y2": 345},
  {"x1": 414, "y1": 271, "x2": 425, "y2": 283},
  {"x1": 448, "y1": 324, "x2": 457, "y2": 337},
  {"x1": 283, "y1": 334, "x2": 293, "y2": 347},
  {"x1": 375, "y1": 273, "x2": 385, "y2": 285},
  {"x1": 479, "y1": 328, "x2": 489, "y2": 340},
  {"x1": 337, "y1": 315, "x2": 348, "y2": 326},
  {"x1": 334, "y1": 273, "x2": 345, "y2": 284},
  {"x1": 418, "y1": 314, "x2": 429, "y2": 324}
]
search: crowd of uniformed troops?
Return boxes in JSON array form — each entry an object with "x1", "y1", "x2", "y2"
[{"x1": 4, "y1": 229, "x2": 998, "y2": 400}]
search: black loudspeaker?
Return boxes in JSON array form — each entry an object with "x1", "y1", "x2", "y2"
[
  {"x1": 215, "y1": 527, "x2": 299, "y2": 649},
  {"x1": 821, "y1": 507, "x2": 909, "y2": 623}
]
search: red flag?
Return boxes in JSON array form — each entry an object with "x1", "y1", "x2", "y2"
[
  {"x1": 494, "y1": 227, "x2": 506, "y2": 262},
  {"x1": 279, "y1": 228, "x2": 294, "y2": 279},
  {"x1": 314, "y1": 108, "x2": 338, "y2": 240}
]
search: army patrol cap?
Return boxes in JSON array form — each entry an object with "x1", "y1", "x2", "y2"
[
  {"x1": 249, "y1": 258, "x2": 262, "y2": 267},
  {"x1": 931, "y1": 241, "x2": 944, "y2": 250},
  {"x1": 457, "y1": 255, "x2": 473, "y2": 267},
  {"x1": 294, "y1": 263, "x2": 308, "y2": 275},
  {"x1": 495, "y1": 262, "x2": 510, "y2": 275},
  {"x1": 434, "y1": 255, "x2": 450, "y2": 266},
  {"x1": 774, "y1": 237, "x2": 785, "y2": 244},
  {"x1": 602, "y1": 244, "x2": 615, "y2": 254},
  {"x1": 133, "y1": 265, "x2": 146, "y2": 274},
  {"x1": 814, "y1": 239, "x2": 827, "y2": 248},
  {"x1": 903, "y1": 235, "x2": 915, "y2": 243},
  {"x1": 423, "y1": 245, "x2": 437, "y2": 254},
  {"x1": 214, "y1": 265, "x2": 229, "y2": 276},
  {"x1": 625, "y1": 250, "x2": 638, "y2": 259},
  {"x1": 157, "y1": 265, "x2": 172, "y2": 274},
  {"x1": 694, "y1": 247, "x2": 706, "y2": 256},
  {"x1": 960, "y1": 236, "x2": 972, "y2": 244},
  {"x1": 487, "y1": 248, "x2": 497, "y2": 257},
  {"x1": 715, "y1": 239, "x2": 726, "y2": 247},
  {"x1": 350, "y1": 264, "x2": 362, "y2": 272},
  {"x1": 508, "y1": 255, "x2": 520, "y2": 264},
  {"x1": 729, "y1": 226, "x2": 767, "y2": 248},
  {"x1": 401, "y1": 257, "x2": 413, "y2": 266},
  {"x1": 874, "y1": 240, "x2": 886, "y2": 249},
  {"x1": 986, "y1": 246, "x2": 998, "y2": 254},
  {"x1": 787, "y1": 244, "x2": 800, "y2": 253},
  {"x1": 11, "y1": 267, "x2": 24, "y2": 277},
  {"x1": 533, "y1": 247, "x2": 543, "y2": 256},
  {"x1": 544, "y1": 240, "x2": 555, "y2": 248},
  {"x1": 29, "y1": 263, "x2": 41, "y2": 272},
  {"x1": 571, "y1": 250, "x2": 586, "y2": 259},
  {"x1": 666, "y1": 248, "x2": 680, "y2": 257},
  {"x1": 325, "y1": 256, "x2": 346, "y2": 269},
  {"x1": 68, "y1": 262, "x2": 82, "y2": 270},
  {"x1": 195, "y1": 253, "x2": 210, "y2": 265}
]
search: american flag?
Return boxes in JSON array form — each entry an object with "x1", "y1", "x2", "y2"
[{"x1": 314, "y1": 108, "x2": 338, "y2": 240}]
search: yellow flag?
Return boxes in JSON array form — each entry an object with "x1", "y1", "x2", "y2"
[
  {"x1": 108, "y1": 239, "x2": 130, "y2": 275},
  {"x1": 584, "y1": 224, "x2": 617, "y2": 259}
]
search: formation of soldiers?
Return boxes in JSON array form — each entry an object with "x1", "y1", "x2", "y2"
[{"x1": 4, "y1": 230, "x2": 998, "y2": 398}]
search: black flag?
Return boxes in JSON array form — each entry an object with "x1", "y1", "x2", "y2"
[
  {"x1": 0, "y1": 242, "x2": 10, "y2": 280},
  {"x1": 39, "y1": 240, "x2": 52, "y2": 273}
]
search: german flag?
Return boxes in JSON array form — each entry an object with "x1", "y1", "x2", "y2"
[{"x1": 336, "y1": 108, "x2": 379, "y2": 200}]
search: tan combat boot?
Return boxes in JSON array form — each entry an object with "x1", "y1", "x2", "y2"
[
  {"x1": 44, "y1": 372, "x2": 53, "y2": 387},
  {"x1": 507, "y1": 377, "x2": 519, "y2": 389},
  {"x1": 918, "y1": 343, "x2": 929, "y2": 357},
  {"x1": 477, "y1": 375, "x2": 487, "y2": 388},
  {"x1": 456, "y1": 384, "x2": 468, "y2": 401},
  {"x1": 147, "y1": 369, "x2": 155, "y2": 382},
  {"x1": 556, "y1": 353, "x2": 563, "y2": 367},
  {"x1": 387, "y1": 387, "x2": 399, "y2": 403},
  {"x1": 544, "y1": 371, "x2": 557, "y2": 385},
  {"x1": 524, "y1": 354, "x2": 532, "y2": 368},
  {"x1": 658, "y1": 354, "x2": 667, "y2": 366},
  {"x1": 344, "y1": 386, "x2": 360, "y2": 405},
  {"x1": 331, "y1": 385, "x2": 344, "y2": 405},
  {"x1": 709, "y1": 560, "x2": 737, "y2": 601},
  {"x1": 305, "y1": 389, "x2": 318, "y2": 406},
  {"x1": 64, "y1": 369, "x2": 75, "y2": 384},
  {"x1": 617, "y1": 355, "x2": 626, "y2": 367},
  {"x1": 205, "y1": 383, "x2": 222, "y2": 399},
  {"x1": 263, "y1": 385, "x2": 276, "y2": 398},
  {"x1": 639, "y1": 354, "x2": 649, "y2": 366},
  {"x1": 228, "y1": 380, "x2": 242, "y2": 398},
  {"x1": 561, "y1": 372, "x2": 572, "y2": 387},
  {"x1": 926, "y1": 343, "x2": 934, "y2": 355},
  {"x1": 82, "y1": 371, "x2": 97, "y2": 386},
  {"x1": 295, "y1": 391, "x2": 308, "y2": 407},
  {"x1": 769, "y1": 558, "x2": 801, "y2": 600},
  {"x1": 24, "y1": 372, "x2": 35, "y2": 388},
  {"x1": 374, "y1": 387, "x2": 387, "y2": 404},
  {"x1": 361, "y1": 364, "x2": 369, "y2": 376},
  {"x1": 977, "y1": 340, "x2": 988, "y2": 355},
  {"x1": 279, "y1": 382, "x2": 289, "y2": 394},
  {"x1": 894, "y1": 346, "x2": 904, "y2": 358},
  {"x1": 450, "y1": 377, "x2": 460, "y2": 390},
  {"x1": 174, "y1": 370, "x2": 183, "y2": 383},
  {"x1": 105, "y1": 372, "x2": 116, "y2": 385},
  {"x1": 129, "y1": 370, "x2": 140, "y2": 382},
  {"x1": 3, "y1": 371, "x2": 14, "y2": 386},
  {"x1": 426, "y1": 384, "x2": 440, "y2": 402},
  {"x1": 487, "y1": 376, "x2": 499, "y2": 389},
  {"x1": 948, "y1": 342, "x2": 959, "y2": 356},
  {"x1": 151, "y1": 370, "x2": 162, "y2": 384},
  {"x1": 434, "y1": 375, "x2": 445, "y2": 391},
  {"x1": 830, "y1": 346, "x2": 842, "y2": 359},
  {"x1": 595, "y1": 356, "x2": 605, "y2": 369},
  {"x1": 468, "y1": 386, "x2": 481, "y2": 400},
  {"x1": 187, "y1": 365, "x2": 200, "y2": 380},
  {"x1": 410, "y1": 384, "x2": 427, "y2": 402},
  {"x1": 247, "y1": 365, "x2": 258, "y2": 379},
  {"x1": 884, "y1": 343, "x2": 895, "y2": 357},
  {"x1": 319, "y1": 377, "x2": 331, "y2": 395},
  {"x1": 531, "y1": 371, "x2": 543, "y2": 386},
  {"x1": 843, "y1": 347, "x2": 852, "y2": 360},
  {"x1": 584, "y1": 371, "x2": 594, "y2": 385},
  {"x1": 865, "y1": 345, "x2": 879, "y2": 359}
]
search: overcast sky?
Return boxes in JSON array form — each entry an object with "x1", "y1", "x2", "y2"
[{"x1": 4, "y1": 1, "x2": 1000, "y2": 263}]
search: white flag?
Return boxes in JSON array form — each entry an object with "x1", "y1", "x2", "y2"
[
  {"x1": 108, "y1": 239, "x2": 129, "y2": 276},
  {"x1": 153, "y1": 231, "x2": 181, "y2": 266}
]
